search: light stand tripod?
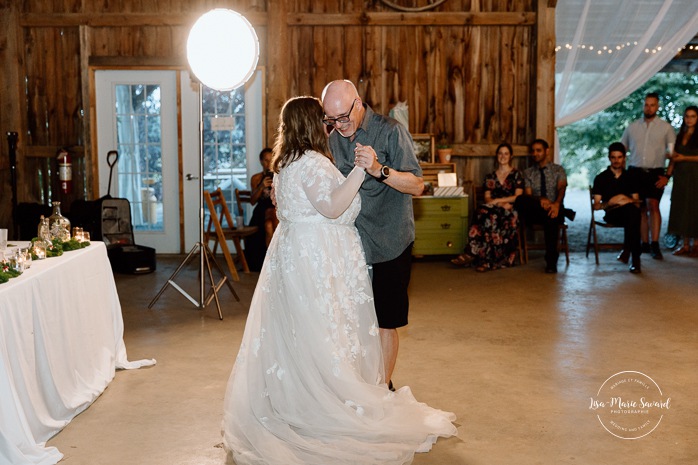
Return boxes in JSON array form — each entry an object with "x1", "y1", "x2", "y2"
[
  {"x1": 148, "y1": 8, "x2": 259, "y2": 319},
  {"x1": 149, "y1": 83, "x2": 237, "y2": 320}
]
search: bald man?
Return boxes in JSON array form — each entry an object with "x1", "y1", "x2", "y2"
[{"x1": 321, "y1": 80, "x2": 424, "y2": 390}]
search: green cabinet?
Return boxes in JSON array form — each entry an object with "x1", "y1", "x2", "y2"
[{"x1": 412, "y1": 196, "x2": 469, "y2": 256}]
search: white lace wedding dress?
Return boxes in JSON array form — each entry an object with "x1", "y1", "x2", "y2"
[{"x1": 222, "y1": 151, "x2": 457, "y2": 465}]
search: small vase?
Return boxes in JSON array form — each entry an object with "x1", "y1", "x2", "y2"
[
  {"x1": 38, "y1": 215, "x2": 51, "y2": 243},
  {"x1": 437, "y1": 148, "x2": 453, "y2": 163},
  {"x1": 48, "y1": 202, "x2": 71, "y2": 242}
]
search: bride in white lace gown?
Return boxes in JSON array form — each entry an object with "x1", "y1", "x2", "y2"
[{"x1": 222, "y1": 97, "x2": 457, "y2": 465}]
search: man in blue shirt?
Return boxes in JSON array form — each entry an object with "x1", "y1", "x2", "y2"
[{"x1": 322, "y1": 80, "x2": 424, "y2": 390}]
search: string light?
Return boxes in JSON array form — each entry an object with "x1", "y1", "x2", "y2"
[{"x1": 555, "y1": 42, "x2": 695, "y2": 55}]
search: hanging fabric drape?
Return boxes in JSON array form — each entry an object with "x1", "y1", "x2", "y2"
[
  {"x1": 115, "y1": 85, "x2": 145, "y2": 226},
  {"x1": 555, "y1": 0, "x2": 698, "y2": 128}
]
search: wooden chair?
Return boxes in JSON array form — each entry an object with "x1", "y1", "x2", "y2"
[
  {"x1": 234, "y1": 189, "x2": 253, "y2": 217},
  {"x1": 520, "y1": 221, "x2": 570, "y2": 265},
  {"x1": 585, "y1": 185, "x2": 624, "y2": 264},
  {"x1": 203, "y1": 188, "x2": 258, "y2": 281},
  {"x1": 236, "y1": 187, "x2": 278, "y2": 246}
]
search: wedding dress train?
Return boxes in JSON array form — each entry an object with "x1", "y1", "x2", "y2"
[{"x1": 222, "y1": 151, "x2": 457, "y2": 465}]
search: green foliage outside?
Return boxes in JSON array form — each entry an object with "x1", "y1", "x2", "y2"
[{"x1": 559, "y1": 72, "x2": 698, "y2": 189}]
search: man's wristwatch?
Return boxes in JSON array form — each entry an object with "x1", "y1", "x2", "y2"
[{"x1": 377, "y1": 165, "x2": 390, "y2": 182}]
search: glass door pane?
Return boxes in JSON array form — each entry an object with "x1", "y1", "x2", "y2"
[
  {"x1": 115, "y1": 83, "x2": 163, "y2": 231},
  {"x1": 95, "y1": 70, "x2": 178, "y2": 253},
  {"x1": 202, "y1": 87, "x2": 248, "y2": 217}
]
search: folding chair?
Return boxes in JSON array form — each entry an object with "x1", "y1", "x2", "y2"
[
  {"x1": 234, "y1": 189, "x2": 253, "y2": 217},
  {"x1": 204, "y1": 188, "x2": 258, "y2": 281},
  {"x1": 585, "y1": 185, "x2": 624, "y2": 265}
]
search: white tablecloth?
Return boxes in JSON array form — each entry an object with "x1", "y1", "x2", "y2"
[{"x1": 0, "y1": 241, "x2": 155, "y2": 465}]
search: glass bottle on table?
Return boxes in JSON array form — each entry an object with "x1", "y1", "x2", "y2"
[
  {"x1": 48, "y1": 201, "x2": 71, "y2": 242},
  {"x1": 38, "y1": 215, "x2": 50, "y2": 242}
]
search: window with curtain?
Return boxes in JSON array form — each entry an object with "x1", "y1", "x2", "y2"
[
  {"x1": 555, "y1": 0, "x2": 698, "y2": 128},
  {"x1": 115, "y1": 84, "x2": 162, "y2": 230}
]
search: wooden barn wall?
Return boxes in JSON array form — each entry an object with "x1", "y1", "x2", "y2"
[
  {"x1": 0, "y1": 0, "x2": 554, "y2": 235},
  {"x1": 287, "y1": 23, "x2": 533, "y2": 143}
]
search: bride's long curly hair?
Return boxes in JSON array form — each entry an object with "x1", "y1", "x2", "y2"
[{"x1": 271, "y1": 96, "x2": 333, "y2": 172}]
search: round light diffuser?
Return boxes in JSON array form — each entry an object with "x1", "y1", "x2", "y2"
[{"x1": 186, "y1": 9, "x2": 260, "y2": 91}]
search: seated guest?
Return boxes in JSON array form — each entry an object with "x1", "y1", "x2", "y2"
[
  {"x1": 451, "y1": 142, "x2": 524, "y2": 271},
  {"x1": 592, "y1": 142, "x2": 642, "y2": 273},
  {"x1": 245, "y1": 148, "x2": 279, "y2": 272},
  {"x1": 666, "y1": 105, "x2": 698, "y2": 256},
  {"x1": 514, "y1": 139, "x2": 573, "y2": 274}
]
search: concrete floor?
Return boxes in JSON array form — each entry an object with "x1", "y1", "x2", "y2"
[{"x1": 46, "y1": 244, "x2": 698, "y2": 464}]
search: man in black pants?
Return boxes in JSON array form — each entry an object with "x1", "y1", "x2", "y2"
[
  {"x1": 592, "y1": 142, "x2": 642, "y2": 273},
  {"x1": 322, "y1": 80, "x2": 424, "y2": 390},
  {"x1": 514, "y1": 139, "x2": 572, "y2": 274}
]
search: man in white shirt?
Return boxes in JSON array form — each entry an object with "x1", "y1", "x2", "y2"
[{"x1": 621, "y1": 92, "x2": 676, "y2": 260}]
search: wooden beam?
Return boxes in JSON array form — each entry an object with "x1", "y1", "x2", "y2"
[
  {"x1": 20, "y1": 11, "x2": 532, "y2": 28},
  {"x1": 89, "y1": 56, "x2": 187, "y2": 69},
  {"x1": 19, "y1": 12, "x2": 268, "y2": 28},
  {"x1": 0, "y1": 1, "x2": 22, "y2": 168},
  {"x1": 23, "y1": 145, "x2": 85, "y2": 158},
  {"x1": 288, "y1": 12, "x2": 535, "y2": 26},
  {"x1": 266, "y1": 0, "x2": 289, "y2": 147},
  {"x1": 535, "y1": 0, "x2": 556, "y2": 149}
]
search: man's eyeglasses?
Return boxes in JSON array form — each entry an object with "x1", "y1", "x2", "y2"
[{"x1": 322, "y1": 100, "x2": 356, "y2": 126}]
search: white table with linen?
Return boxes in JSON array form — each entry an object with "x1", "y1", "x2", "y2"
[{"x1": 0, "y1": 241, "x2": 155, "y2": 465}]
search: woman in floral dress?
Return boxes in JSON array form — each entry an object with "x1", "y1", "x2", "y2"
[{"x1": 451, "y1": 142, "x2": 523, "y2": 271}]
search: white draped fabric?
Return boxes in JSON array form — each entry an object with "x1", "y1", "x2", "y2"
[
  {"x1": 0, "y1": 242, "x2": 155, "y2": 465},
  {"x1": 115, "y1": 85, "x2": 145, "y2": 226},
  {"x1": 555, "y1": 0, "x2": 698, "y2": 127}
]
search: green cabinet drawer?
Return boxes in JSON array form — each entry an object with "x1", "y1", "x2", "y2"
[
  {"x1": 413, "y1": 229, "x2": 465, "y2": 255},
  {"x1": 413, "y1": 196, "x2": 468, "y2": 220},
  {"x1": 414, "y1": 217, "x2": 463, "y2": 232},
  {"x1": 412, "y1": 196, "x2": 469, "y2": 256}
]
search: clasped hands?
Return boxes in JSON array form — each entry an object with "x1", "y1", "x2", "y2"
[
  {"x1": 539, "y1": 197, "x2": 560, "y2": 218},
  {"x1": 354, "y1": 143, "x2": 380, "y2": 176},
  {"x1": 490, "y1": 198, "x2": 513, "y2": 210},
  {"x1": 605, "y1": 194, "x2": 639, "y2": 208}
]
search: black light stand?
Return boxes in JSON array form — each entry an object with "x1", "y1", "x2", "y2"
[
  {"x1": 148, "y1": 83, "x2": 238, "y2": 319},
  {"x1": 7, "y1": 132, "x2": 19, "y2": 240},
  {"x1": 149, "y1": 8, "x2": 258, "y2": 319}
]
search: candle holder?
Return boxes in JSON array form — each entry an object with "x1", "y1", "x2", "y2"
[{"x1": 33, "y1": 242, "x2": 47, "y2": 260}]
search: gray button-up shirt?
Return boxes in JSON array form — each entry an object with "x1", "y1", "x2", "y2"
[
  {"x1": 329, "y1": 104, "x2": 422, "y2": 264},
  {"x1": 621, "y1": 117, "x2": 676, "y2": 169},
  {"x1": 523, "y1": 163, "x2": 567, "y2": 203}
]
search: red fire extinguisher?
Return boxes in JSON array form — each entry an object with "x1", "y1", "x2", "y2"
[{"x1": 57, "y1": 149, "x2": 73, "y2": 195}]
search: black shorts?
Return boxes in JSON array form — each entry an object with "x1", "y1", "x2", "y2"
[
  {"x1": 629, "y1": 167, "x2": 665, "y2": 201},
  {"x1": 371, "y1": 243, "x2": 413, "y2": 329}
]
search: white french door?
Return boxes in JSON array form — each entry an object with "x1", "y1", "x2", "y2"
[
  {"x1": 95, "y1": 70, "x2": 179, "y2": 252},
  {"x1": 95, "y1": 69, "x2": 264, "y2": 254}
]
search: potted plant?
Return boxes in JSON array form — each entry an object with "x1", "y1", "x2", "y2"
[{"x1": 436, "y1": 132, "x2": 453, "y2": 163}]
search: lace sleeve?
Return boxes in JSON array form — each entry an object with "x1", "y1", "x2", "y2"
[{"x1": 301, "y1": 155, "x2": 365, "y2": 219}]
